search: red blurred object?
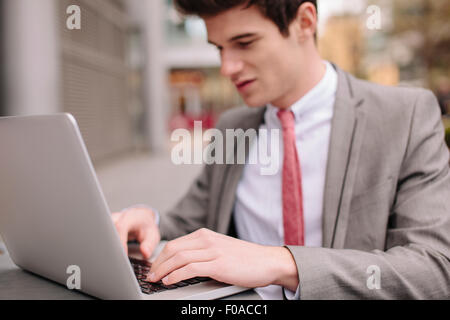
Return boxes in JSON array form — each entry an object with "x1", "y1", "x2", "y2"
[{"x1": 169, "y1": 111, "x2": 217, "y2": 132}]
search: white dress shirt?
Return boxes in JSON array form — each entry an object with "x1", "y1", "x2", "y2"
[{"x1": 233, "y1": 61, "x2": 338, "y2": 299}]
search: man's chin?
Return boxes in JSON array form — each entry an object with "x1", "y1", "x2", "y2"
[{"x1": 241, "y1": 95, "x2": 269, "y2": 108}]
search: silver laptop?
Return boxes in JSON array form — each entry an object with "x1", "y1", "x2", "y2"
[{"x1": 0, "y1": 113, "x2": 249, "y2": 300}]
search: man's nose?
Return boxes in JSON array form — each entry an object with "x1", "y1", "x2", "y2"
[{"x1": 220, "y1": 51, "x2": 244, "y2": 78}]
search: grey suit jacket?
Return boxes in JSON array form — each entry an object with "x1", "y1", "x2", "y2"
[{"x1": 159, "y1": 65, "x2": 450, "y2": 299}]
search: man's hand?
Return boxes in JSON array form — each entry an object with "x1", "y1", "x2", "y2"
[
  {"x1": 111, "y1": 207, "x2": 160, "y2": 259},
  {"x1": 147, "y1": 228, "x2": 299, "y2": 291}
]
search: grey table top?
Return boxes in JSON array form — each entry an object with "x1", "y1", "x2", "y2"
[
  {"x1": 0, "y1": 242, "x2": 91, "y2": 300},
  {"x1": 0, "y1": 242, "x2": 259, "y2": 300}
]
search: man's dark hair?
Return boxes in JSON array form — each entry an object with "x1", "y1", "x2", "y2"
[{"x1": 173, "y1": 0, "x2": 317, "y2": 37}]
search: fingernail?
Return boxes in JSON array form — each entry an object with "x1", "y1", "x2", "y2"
[
  {"x1": 148, "y1": 273, "x2": 155, "y2": 282},
  {"x1": 162, "y1": 276, "x2": 169, "y2": 284}
]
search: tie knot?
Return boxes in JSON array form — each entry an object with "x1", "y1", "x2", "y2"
[{"x1": 277, "y1": 110, "x2": 295, "y2": 129}]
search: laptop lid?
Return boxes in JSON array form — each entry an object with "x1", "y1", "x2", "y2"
[{"x1": 0, "y1": 114, "x2": 142, "y2": 299}]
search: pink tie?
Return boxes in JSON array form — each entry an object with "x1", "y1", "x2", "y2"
[{"x1": 278, "y1": 110, "x2": 305, "y2": 246}]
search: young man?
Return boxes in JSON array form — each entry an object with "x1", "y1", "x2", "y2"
[{"x1": 112, "y1": 0, "x2": 450, "y2": 299}]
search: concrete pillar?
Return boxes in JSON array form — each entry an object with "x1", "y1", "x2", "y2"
[
  {"x1": 3, "y1": 0, "x2": 60, "y2": 116},
  {"x1": 127, "y1": 0, "x2": 169, "y2": 153}
]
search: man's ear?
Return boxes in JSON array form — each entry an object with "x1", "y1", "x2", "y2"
[{"x1": 292, "y1": 2, "x2": 317, "y2": 43}]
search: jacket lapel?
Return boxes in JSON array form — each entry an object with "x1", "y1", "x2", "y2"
[
  {"x1": 322, "y1": 66, "x2": 366, "y2": 248},
  {"x1": 216, "y1": 107, "x2": 266, "y2": 235}
]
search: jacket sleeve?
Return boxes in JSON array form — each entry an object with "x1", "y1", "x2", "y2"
[
  {"x1": 286, "y1": 90, "x2": 450, "y2": 299},
  {"x1": 158, "y1": 152, "x2": 213, "y2": 241}
]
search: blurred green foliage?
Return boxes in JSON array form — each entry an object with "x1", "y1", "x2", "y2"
[
  {"x1": 443, "y1": 117, "x2": 450, "y2": 129},
  {"x1": 445, "y1": 127, "x2": 450, "y2": 149}
]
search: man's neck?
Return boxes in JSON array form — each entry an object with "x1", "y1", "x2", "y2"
[{"x1": 271, "y1": 56, "x2": 327, "y2": 109}]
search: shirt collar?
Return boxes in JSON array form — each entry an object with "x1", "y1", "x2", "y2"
[{"x1": 266, "y1": 61, "x2": 338, "y2": 123}]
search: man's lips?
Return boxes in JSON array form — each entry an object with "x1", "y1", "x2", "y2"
[{"x1": 235, "y1": 79, "x2": 256, "y2": 91}]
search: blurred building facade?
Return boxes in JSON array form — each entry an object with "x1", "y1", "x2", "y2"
[
  {"x1": 318, "y1": 15, "x2": 365, "y2": 77},
  {"x1": 1, "y1": 0, "x2": 169, "y2": 163},
  {"x1": 318, "y1": 0, "x2": 449, "y2": 92},
  {"x1": 58, "y1": 0, "x2": 135, "y2": 161}
]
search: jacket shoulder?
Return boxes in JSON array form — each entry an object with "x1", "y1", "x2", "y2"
[{"x1": 348, "y1": 74, "x2": 437, "y2": 116}]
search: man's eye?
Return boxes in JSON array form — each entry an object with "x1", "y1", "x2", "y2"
[{"x1": 238, "y1": 41, "x2": 253, "y2": 48}]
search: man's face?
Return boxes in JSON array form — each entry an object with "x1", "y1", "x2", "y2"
[{"x1": 205, "y1": 5, "x2": 307, "y2": 108}]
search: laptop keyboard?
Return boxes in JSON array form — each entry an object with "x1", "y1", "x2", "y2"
[{"x1": 129, "y1": 257, "x2": 211, "y2": 295}]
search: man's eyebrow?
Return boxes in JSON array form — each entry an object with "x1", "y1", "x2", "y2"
[
  {"x1": 208, "y1": 33, "x2": 258, "y2": 47},
  {"x1": 229, "y1": 33, "x2": 257, "y2": 42}
]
